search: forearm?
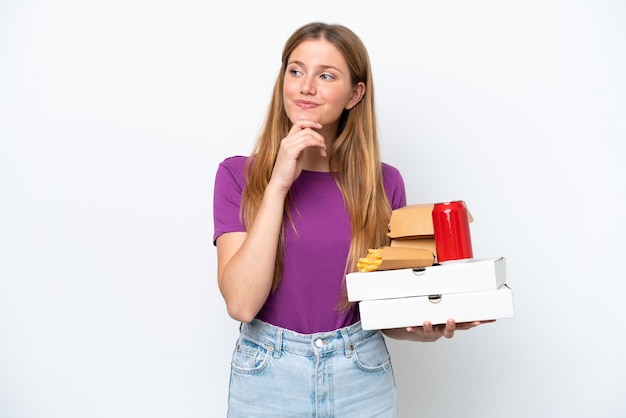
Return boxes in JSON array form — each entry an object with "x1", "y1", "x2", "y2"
[{"x1": 218, "y1": 183, "x2": 287, "y2": 322}]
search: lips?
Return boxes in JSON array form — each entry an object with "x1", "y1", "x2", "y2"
[{"x1": 295, "y1": 100, "x2": 319, "y2": 109}]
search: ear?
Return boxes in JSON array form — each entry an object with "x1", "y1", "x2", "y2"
[{"x1": 345, "y1": 82, "x2": 366, "y2": 110}]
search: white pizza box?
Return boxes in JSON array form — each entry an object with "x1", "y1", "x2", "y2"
[
  {"x1": 347, "y1": 257, "x2": 506, "y2": 302},
  {"x1": 358, "y1": 284, "x2": 514, "y2": 330}
]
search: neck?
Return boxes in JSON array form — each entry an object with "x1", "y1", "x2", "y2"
[{"x1": 302, "y1": 147, "x2": 330, "y2": 172}]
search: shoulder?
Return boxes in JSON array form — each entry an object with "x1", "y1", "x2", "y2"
[
  {"x1": 381, "y1": 162, "x2": 401, "y2": 175},
  {"x1": 218, "y1": 155, "x2": 249, "y2": 173},
  {"x1": 381, "y1": 162, "x2": 404, "y2": 182},
  {"x1": 216, "y1": 155, "x2": 248, "y2": 179},
  {"x1": 214, "y1": 155, "x2": 250, "y2": 193},
  {"x1": 381, "y1": 162, "x2": 407, "y2": 209}
]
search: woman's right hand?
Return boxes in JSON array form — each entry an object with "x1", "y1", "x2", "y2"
[{"x1": 269, "y1": 119, "x2": 325, "y2": 192}]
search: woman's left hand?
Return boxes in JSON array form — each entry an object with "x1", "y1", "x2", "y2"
[
  {"x1": 382, "y1": 319, "x2": 495, "y2": 342},
  {"x1": 406, "y1": 319, "x2": 483, "y2": 342},
  {"x1": 406, "y1": 319, "x2": 494, "y2": 341}
]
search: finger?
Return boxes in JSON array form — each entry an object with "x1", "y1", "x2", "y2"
[
  {"x1": 443, "y1": 319, "x2": 456, "y2": 339},
  {"x1": 299, "y1": 132, "x2": 327, "y2": 156},
  {"x1": 279, "y1": 131, "x2": 326, "y2": 159},
  {"x1": 291, "y1": 119, "x2": 323, "y2": 132},
  {"x1": 287, "y1": 125, "x2": 326, "y2": 148},
  {"x1": 422, "y1": 321, "x2": 433, "y2": 334}
]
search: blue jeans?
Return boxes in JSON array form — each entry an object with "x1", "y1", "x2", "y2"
[{"x1": 227, "y1": 319, "x2": 398, "y2": 418}]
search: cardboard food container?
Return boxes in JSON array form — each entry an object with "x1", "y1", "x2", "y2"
[
  {"x1": 387, "y1": 203, "x2": 474, "y2": 239},
  {"x1": 347, "y1": 257, "x2": 506, "y2": 302},
  {"x1": 360, "y1": 246, "x2": 435, "y2": 271},
  {"x1": 390, "y1": 237, "x2": 437, "y2": 256},
  {"x1": 358, "y1": 284, "x2": 514, "y2": 330}
]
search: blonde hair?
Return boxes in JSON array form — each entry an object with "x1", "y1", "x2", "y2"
[{"x1": 242, "y1": 22, "x2": 391, "y2": 292}]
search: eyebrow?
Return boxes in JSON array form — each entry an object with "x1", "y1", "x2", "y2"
[{"x1": 287, "y1": 60, "x2": 344, "y2": 74}]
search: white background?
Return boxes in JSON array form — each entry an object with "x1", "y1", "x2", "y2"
[{"x1": 1, "y1": 1, "x2": 625, "y2": 417}]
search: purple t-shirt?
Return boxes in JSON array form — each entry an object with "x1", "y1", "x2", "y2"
[{"x1": 213, "y1": 155, "x2": 407, "y2": 334}]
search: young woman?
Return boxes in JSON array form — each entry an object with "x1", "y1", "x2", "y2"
[{"x1": 213, "y1": 22, "x2": 484, "y2": 417}]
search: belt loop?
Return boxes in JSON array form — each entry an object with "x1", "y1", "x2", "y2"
[
  {"x1": 340, "y1": 328, "x2": 353, "y2": 358},
  {"x1": 273, "y1": 327, "x2": 283, "y2": 359}
]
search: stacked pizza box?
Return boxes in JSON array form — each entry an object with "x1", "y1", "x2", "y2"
[{"x1": 346, "y1": 202, "x2": 514, "y2": 330}]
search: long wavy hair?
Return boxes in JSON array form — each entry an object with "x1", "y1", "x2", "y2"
[{"x1": 241, "y1": 22, "x2": 391, "y2": 293}]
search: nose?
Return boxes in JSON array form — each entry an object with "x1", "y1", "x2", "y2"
[{"x1": 300, "y1": 76, "x2": 316, "y2": 95}]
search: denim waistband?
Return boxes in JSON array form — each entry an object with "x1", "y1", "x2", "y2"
[{"x1": 239, "y1": 319, "x2": 380, "y2": 359}]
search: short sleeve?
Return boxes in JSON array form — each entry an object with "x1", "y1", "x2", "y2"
[
  {"x1": 382, "y1": 163, "x2": 407, "y2": 210},
  {"x1": 212, "y1": 156, "x2": 249, "y2": 245}
]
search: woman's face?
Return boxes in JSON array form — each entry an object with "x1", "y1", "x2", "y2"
[{"x1": 282, "y1": 38, "x2": 364, "y2": 131}]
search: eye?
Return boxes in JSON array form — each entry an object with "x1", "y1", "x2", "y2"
[
  {"x1": 320, "y1": 73, "x2": 335, "y2": 81},
  {"x1": 288, "y1": 68, "x2": 303, "y2": 77}
]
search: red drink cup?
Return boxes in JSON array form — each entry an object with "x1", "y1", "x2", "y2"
[{"x1": 432, "y1": 201, "x2": 473, "y2": 263}]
